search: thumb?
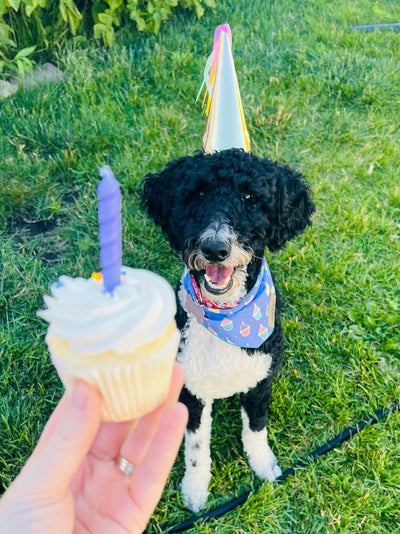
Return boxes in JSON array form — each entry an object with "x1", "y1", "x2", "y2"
[{"x1": 23, "y1": 380, "x2": 103, "y2": 494}]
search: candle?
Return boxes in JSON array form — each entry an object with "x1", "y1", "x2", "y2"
[{"x1": 97, "y1": 165, "x2": 122, "y2": 294}]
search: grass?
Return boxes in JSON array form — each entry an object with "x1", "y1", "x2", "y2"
[{"x1": 1, "y1": 0, "x2": 400, "y2": 532}]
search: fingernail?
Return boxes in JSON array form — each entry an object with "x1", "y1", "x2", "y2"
[{"x1": 72, "y1": 380, "x2": 88, "y2": 411}]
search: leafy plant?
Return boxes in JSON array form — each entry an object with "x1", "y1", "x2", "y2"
[
  {"x1": 0, "y1": 0, "x2": 216, "y2": 78},
  {"x1": 0, "y1": 44, "x2": 36, "y2": 78}
]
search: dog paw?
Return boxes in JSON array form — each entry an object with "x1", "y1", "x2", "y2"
[
  {"x1": 249, "y1": 449, "x2": 282, "y2": 481},
  {"x1": 180, "y1": 473, "x2": 209, "y2": 512},
  {"x1": 262, "y1": 454, "x2": 282, "y2": 481}
]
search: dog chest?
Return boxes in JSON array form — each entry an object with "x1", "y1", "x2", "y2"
[{"x1": 177, "y1": 314, "x2": 272, "y2": 401}]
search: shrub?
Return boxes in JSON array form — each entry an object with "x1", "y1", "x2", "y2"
[{"x1": 0, "y1": 0, "x2": 215, "y2": 78}]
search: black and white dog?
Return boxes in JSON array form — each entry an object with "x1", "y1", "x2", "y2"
[{"x1": 143, "y1": 148, "x2": 315, "y2": 511}]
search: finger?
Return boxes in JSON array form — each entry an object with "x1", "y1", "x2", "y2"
[
  {"x1": 119, "y1": 362, "x2": 185, "y2": 465},
  {"x1": 24, "y1": 380, "x2": 103, "y2": 493},
  {"x1": 128, "y1": 403, "x2": 188, "y2": 526},
  {"x1": 88, "y1": 363, "x2": 184, "y2": 464},
  {"x1": 89, "y1": 421, "x2": 134, "y2": 462},
  {"x1": 34, "y1": 393, "x2": 70, "y2": 452}
]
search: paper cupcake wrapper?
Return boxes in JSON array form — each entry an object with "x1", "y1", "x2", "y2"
[{"x1": 51, "y1": 330, "x2": 180, "y2": 422}]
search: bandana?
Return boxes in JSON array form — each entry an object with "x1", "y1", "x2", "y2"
[{"x1": 181, "y1": 258, "x2": 276, "y2": 348}]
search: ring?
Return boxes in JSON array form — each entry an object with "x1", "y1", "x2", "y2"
[{"x1": 117, "y1": 456, "x2": 135, "y2": 477}]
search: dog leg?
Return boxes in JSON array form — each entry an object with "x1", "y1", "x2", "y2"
[
  {"x1": 180, "y1": 389, "x2": 213, "y2": 512},
  {"x1": 240, "y1": 379, "x2": 282, "y2": 481}
]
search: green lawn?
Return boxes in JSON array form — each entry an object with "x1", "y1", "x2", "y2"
[{"x1": 1, "y1": 0, "x2": 399, "y2": 532}]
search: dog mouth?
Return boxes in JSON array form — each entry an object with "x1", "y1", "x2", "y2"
[{"x1": 203, "y1": 264, "x2": 235, "y2": 294}]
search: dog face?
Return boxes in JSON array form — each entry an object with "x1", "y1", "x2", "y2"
[{"x1": 143, "y1": 149, "x2": 315, "y2": 303}]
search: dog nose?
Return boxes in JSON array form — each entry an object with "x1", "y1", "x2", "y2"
[{"x1": 201, "y1": 240, "x2": 231, "y2": 262}]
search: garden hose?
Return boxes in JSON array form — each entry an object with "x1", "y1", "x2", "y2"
[{"x1": 148, "y1": 401, "x2": 400, "y2": 533}]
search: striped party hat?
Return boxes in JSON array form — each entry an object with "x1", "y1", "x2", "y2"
[{"x1": 199, "y1": 24, "x2": 250, "y2": 154}]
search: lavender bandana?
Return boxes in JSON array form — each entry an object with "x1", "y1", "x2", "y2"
[{"x1": 182, "y1": 258, "x2": 276, "y2": 348}]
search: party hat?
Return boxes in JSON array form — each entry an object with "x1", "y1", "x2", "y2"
[{"x1": 200, "y1": 24, "x2": 250, "y2": 154}]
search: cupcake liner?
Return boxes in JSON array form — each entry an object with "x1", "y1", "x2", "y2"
[{"x1": 51, "y1": 330, "x2": 180, "y2": 422}]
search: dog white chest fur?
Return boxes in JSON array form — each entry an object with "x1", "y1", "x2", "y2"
[
  {"x1": 178, "y1": 312, "x2": 272, "y2": 400},
  {"x1": 177, "y1": 281, "x2": 272, "y2": 401}
]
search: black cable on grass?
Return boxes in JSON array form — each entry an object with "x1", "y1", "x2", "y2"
[{"x1": 148, "y1": 401, "x2": 400, "y2": 533}]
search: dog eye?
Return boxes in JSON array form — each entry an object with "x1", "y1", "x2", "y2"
[
  {"x1": 199, "y1": 191, "x2": 205, "y2": 197},
  {"x1": 241, "y1": 192, "x2": 254, "y2": 201}
]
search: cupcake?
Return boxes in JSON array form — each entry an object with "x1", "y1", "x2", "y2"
[{"x1": 38, "y1": 166, "x2": 180, "y2": 421}]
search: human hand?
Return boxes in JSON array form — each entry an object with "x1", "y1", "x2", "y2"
[{"x1": 0, "y1": 363, "x2": 188, "y2": 534}]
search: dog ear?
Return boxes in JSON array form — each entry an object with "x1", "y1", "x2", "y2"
[
  {"x1": 142, "y1": 155, "x2": 192, "y2": 246},
  {"x1": 265, "y1": 163, "x2": 315, "y2": 251}
]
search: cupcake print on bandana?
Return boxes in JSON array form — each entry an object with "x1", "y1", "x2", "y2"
[{"x1": 182, "y1": 258, "x2": 276, "y2": 349}]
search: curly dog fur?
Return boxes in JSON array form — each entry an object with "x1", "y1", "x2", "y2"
[{"x1": 143, "y1": 148, "x2": 315, "y2": 511}]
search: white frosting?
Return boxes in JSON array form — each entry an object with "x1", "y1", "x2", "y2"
[{"x1": 38, "y1": 267, "x2": 177, "y2": 355}]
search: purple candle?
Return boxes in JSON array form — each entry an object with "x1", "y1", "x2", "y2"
[{"x1": 97, "y1": 165, "x2": 122, "y2": 294}]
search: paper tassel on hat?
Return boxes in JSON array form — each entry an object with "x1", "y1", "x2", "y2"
[{"x1": 199, "y1": 24, "x2": 251, "y2": 154}]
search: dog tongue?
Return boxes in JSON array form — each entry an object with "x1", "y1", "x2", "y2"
[{"x1": 206, "y1": 265, "x2": 234, "y2": 286}]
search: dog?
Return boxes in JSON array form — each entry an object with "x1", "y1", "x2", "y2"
[{"x1": 142, "y1": 147, "x2": 315, "y2": 511}]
